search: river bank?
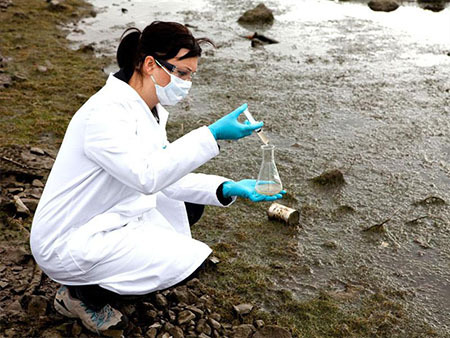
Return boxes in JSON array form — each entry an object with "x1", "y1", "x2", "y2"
[{"x1": 1, "y1": 0, "x2": 449, "y2": 337}]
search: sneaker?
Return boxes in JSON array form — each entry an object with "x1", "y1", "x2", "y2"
[{"x1": 54, "y1": 285, "x2": 127, "y2": 334}]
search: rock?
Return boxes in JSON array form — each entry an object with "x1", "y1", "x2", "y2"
[
  {"x1": 196, "y1": 318, "x2": 212, "y2": 335},
  {"x1": 101, "y1": 329, "x2": 125, "y2": 338},
  {"x1": 311, "y1": 169, "x2": 345, "y2": 187},
  {"x1": 48, "y1": 0, "x2": 70, "y2": 11},
  {"x1": 37, "y1": 65, "x2": 48, "y2": 73},
  {"x1": 21, "y1": 198, "x2": 39, "y2": 212},
  {"x1": 32, "y1": 179, "x2": 44, "y2": 187},
  {"x1": 233, "y1": 303, "x2": 254, "y2": 316},
  {"x1": 0, "y1": 0, "x2": 13, "y2": 11},
  {"x1": 186, "y1": 278, "x2": 201, "y2": 290},
  {"x1": 238, "y1": 3, "x2": 274, "y2": 26},
  {"x1": 7, "y1": 300, "x2": 22, "y2": 313},
  {"x1": 154, "y1": 293, "x2": 168, "y2": 308},
  {"x1": 253, "y1": 325, "x2": 292, "y2": 338},
  {"x1": 254, "y1": 319, "x2": 265, "y2": 329},
  {"x1": 185, "y1": 305, "x2": 204, "y2": 317},
  {"x1": 72, "y1": 322, "x2": 83, "y2": 336},
  {"x1": 0, "y1": 73, "x2": 12, "y2": 88},
  {"x1": 208, "y1": 256, "x2": 220, "y2": 265},
  {"x1": 145, "y1": 327, "x2": 158, "y2": 338},
  {"x1": 12, "y1": 73, "x2": 28, "y2": 82},
  {"x1": 208, "y1": 317, "x2": 221, "y2": 330},
  {"x1": 368, "y1": 0, "x2": 399, "y2": 12},
  {"x1": 27, "y1": 295, "x2": 48, "y2": 318},
  {"x1": 78, "y1": 43, "x2": 95, "y2": 53},
  {"x1": 30, "y1": 147, "x2": 45, "y2": 155},
  {"x1": 171, "y1": 286, "x2": 198, "y2": 305},
  {"x1": 168, "y1": 325, "x2": 184, "y2": 338},
  {"x1": 417, "y1": 0, "x2": 446, "y2": 12},
  {"x1": 322, "y1": 240, "x2": 338, "y2": 249},
  {"x1": 209, "y1": 312, "x2": 221, "y2": 321},
  {"x1": 232, "y1": 324, "x2": 255, "y2": 338},
  {"x1": 0, "y1": 281, "x2": 9, "y2": 289},
  {"x1": 14, "y1": 195, "x2": 30, "y2": 215},
  {"x1": 7, "y1": 246, "x2": 30, "y2": 264},
  {"x1": 121, "y1": 8, "x2": 128, "y2": 13},
  {"x1": 198, "y1": 334, "x2": 210, "y2": 338},
  {"x1": 177, "y1": 310, "x2": 195, "y2": 325}
]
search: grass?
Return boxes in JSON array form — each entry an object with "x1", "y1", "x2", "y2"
[
  {"x1": 0, "y1": 0, "x2": 109, "y2": 147},
  {"x1": 0, "y1": 1, "x2": 441, "y2": 337}
]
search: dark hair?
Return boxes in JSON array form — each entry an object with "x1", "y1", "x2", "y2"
[{"x1": 117, "y1": 21, "x2": 214, "y2": 80}]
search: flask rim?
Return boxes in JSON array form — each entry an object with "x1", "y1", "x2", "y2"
[{"x1": 260, "y1": 144, "x2": 275, "y2": 150}]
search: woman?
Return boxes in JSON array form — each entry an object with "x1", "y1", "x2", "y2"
[{"x1": 30, "y1": 21, "x2": 284, "y2": 333}]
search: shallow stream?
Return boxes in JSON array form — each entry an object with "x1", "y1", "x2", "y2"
[{"x1": 67, "y1": 0, "x2": 450, "y2": 333}]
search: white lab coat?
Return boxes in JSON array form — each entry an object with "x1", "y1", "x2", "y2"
[{"x1": 30, "y1": 74, "x2": 234, "y2": 295}]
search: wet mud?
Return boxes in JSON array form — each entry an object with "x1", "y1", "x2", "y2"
[
  {"x1": 67, "y1": 0, "x2": 450, "y2": 335},
  {"x1": 1, "y1": 0, "x2": 449, "y2": 336}
]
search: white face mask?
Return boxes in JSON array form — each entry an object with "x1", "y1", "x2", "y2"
[{"x1": 151, "y1": 60, "x2": 192, "y2": 106}]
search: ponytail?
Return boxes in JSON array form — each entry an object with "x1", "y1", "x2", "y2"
[{"x1": 116, "y1": 27, "x2": 141, "y2": 79}]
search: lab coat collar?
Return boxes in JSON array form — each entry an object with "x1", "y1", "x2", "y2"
[{"x1": 106, "y1": 73, "x2": 169, "y2": 125}]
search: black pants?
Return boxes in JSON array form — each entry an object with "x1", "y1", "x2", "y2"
[{"x1": 67, "y1": 202, "x2": 205, "y2": 311}]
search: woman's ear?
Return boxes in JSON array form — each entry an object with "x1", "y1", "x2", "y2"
[{"x1": 143, "y1": 55, "x2": 157, "y2": 75}]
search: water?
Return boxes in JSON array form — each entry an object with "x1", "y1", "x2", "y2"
[
  {"x1": 67, "y1": 0, "x2": 450, "y2": 333},
  {"x1": 255, "y1": 182, "x2": 283, "y2": 195}
]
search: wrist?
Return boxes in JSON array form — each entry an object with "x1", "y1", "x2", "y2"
[
  {"x1": 208, "y1": 125, "x2": 218, "y2": 140},
  {"x1": 221, "y1": 181, "x2": 235, "y2": 198}
]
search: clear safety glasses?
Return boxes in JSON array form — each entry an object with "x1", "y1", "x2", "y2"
[{"x1": 155, "y1": 59, "x2": 196, "y2": 81}]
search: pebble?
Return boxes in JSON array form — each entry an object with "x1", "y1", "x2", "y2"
[
  {"x1": 233, "y1": 303, "x2": 254, "y2": 316},
  {"x1": 178, "y1": 310, "x2": 196, "y2": 325},
  {"x1": 30, "y1": 146, "x2": 45, "y2": 155},
  {"x1": 32, "y1": 179, "x2": 44, "y2": 187}
]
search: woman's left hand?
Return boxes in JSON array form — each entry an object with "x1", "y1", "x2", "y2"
[{"x1": 222, "y1": 179, "x2": 286, "y2": 202}]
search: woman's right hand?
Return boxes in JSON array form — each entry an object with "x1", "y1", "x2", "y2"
[{"x1": 208, "y1": 103, "x2": 263, "y2": 140}]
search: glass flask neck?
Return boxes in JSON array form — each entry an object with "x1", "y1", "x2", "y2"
[{"x1": 261, "y1": 144, "x2": 275, "y2": 162}]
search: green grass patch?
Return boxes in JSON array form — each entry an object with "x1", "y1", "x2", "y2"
[{"x1": 0, "y1": 0, "x2": 108, "y2": 147}]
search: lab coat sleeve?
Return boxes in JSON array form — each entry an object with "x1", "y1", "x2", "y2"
[
  {"x1": 83, "y1": 104, "x2": 220, "y2": 195},
  {"x1": 161, "y1": 173, "x2": 237, "y2": 207}
]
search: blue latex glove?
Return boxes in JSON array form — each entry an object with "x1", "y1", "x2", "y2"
[
  {"x1": 208, "y1": 103, "x2": 264, "y2": 140},
  {"x1": 222, "y1": 179, "x2": 286, "y2": 202}
]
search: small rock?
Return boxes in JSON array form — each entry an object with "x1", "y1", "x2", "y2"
[
  {"x1": 254, "y1": 319, "x2": 265, "y2": 329},
  {"x1": 8, "y1": 246, "x2": 30, "y2": 264},
  {"x1": 168, "y1": 325, "x2": 184, "y2": 338},
  {"x1": 209, "y1": 312, "x2": 221, "y2": 321},
  {"x1": 154, "y1": 293, "x2": 168, "y2": 308},
  {"x1": 368, "y1": 0, "x2": 399, "y2": 12},
  {"x1": 7, "y1": 300, "x2": 22, "y2": 313},
  {"x1": 27, "y1": 295, "x2": 48, "y2": 318},
  {"x1": 253, "y1": 325, "x2": 292, "y2": 338},
  {"x1": 30, "y1": 147, "x2": 45, "y2": 155},
  {"x1": 233, "y1": 303, "x2": 254, "y2": 316},
  {"x1": 198, "y1": 334, "x2": 210, "y2": 338},
  {"x1": 196, "y1": 319, "x2": 212, "y2": 335},
  {"x1": 48, "y1": 0, "x2": 70, "y2": 11},
  {"x1": 12, "y1": 73, "x2": 27, "y2": 82},
  {"x1": 14, "y1": 195, "x2": 30, "y2": 215},
  {"x1": 208, "y1": 256, "x2": 220, "y2": 265},
  {"x1": 37, "y1": 65, "x2": 48, "y2": 73},
  {"x1": 0, "y1": 73, "x2": 12, "y2": 88},
  {"x1": 0, "y1": 281, "x2": 9, "y2": 289},
  {"x1": 208, "y1": 317, "x2": 221, "y2": 330},
  {"x1": 185, "y1": 305, "x2": 204, "y2": 317},
  {"x1": 32, "y1": 179, "x2": 44, "y2": 187},
  {"x1": 232, "y1": 324, "x2": 255, "y2": 338},
  {"x1": 178, "y1": 310, "x2": 195, "y2": 325},
  {"x1": 78, "y1": 43, "x2": 95, "y2": 53},
  {"x1": 7, "y1": 187, "x2": 24, "y2": 194},
  {"x1": 311, "y1": 169, "x2": 345, "y2": 187},
  {"x1": 322, "y1": 240, "x2": 338, "y2": 249},
  {"x1": 121, "y1": 7, "x2": 128, "y2": 13},
  {"x1": 72, "y1": 322, "x2": 83, "y2": 336},
  {"x1": 238, "y1": 3, "x2": 274, "y2": 26},
  {"x1": 21, "y1": 198, "x2": 39, "y2": 212},
  {"x1": 145, "y1": 327, "x2": 158, "y2": 338}
]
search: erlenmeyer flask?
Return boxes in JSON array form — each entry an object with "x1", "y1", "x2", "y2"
[{"x1": 255, "y1": 144, "x2": 283, "y2": 195}]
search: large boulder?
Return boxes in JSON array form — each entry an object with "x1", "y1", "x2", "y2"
[
  {"x1": 238, "y1": 3, "x2": 274, "y2": 26},
  {"x1": 368, "y1": 0, "x2": 399, "y2": 12}
]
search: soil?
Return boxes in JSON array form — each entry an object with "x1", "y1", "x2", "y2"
[{"x1": 1, "y1": 0, "x2": 449, "y2": 337}]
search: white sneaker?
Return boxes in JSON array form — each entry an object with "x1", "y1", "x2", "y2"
[{"x1": 54, "y1": 285, "x2": 127, "y2": 334}]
